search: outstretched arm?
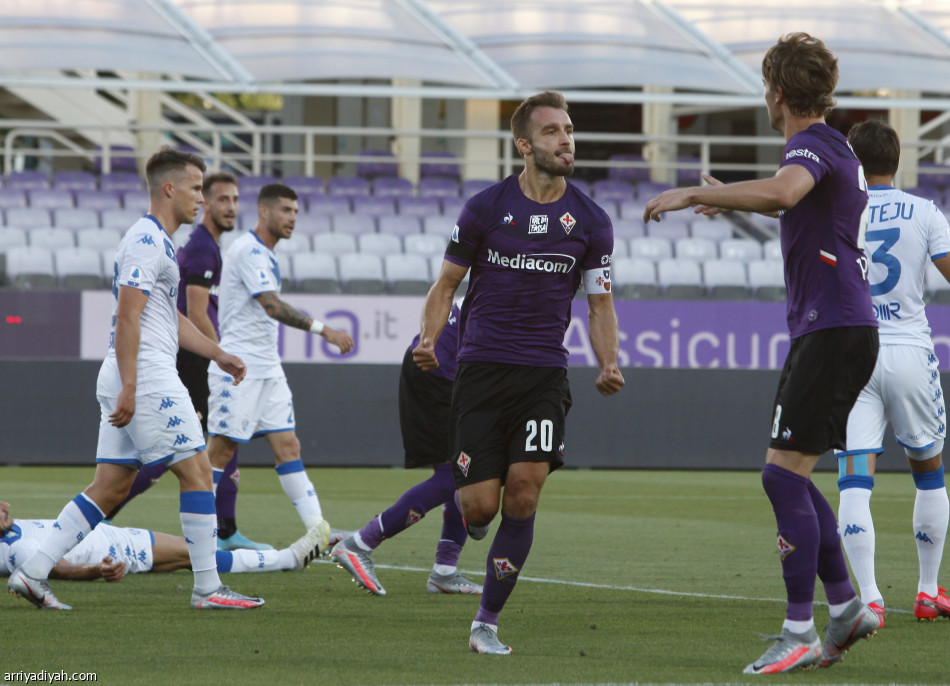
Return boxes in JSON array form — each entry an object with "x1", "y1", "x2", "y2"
[{"x1": 255, "y1": 291, "x2": 354, "y2": 354}]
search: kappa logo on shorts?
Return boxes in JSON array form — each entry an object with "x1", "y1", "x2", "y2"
[
  {"x1": 776, "y1": 534, "x2": 795, "y2": 560},
  {"x1": 405, "y1": 509, "x2": 423, "y2": 527},
  {"x1": 158, "y1": 397, "x2": 176, "y2": 411},
  {"x1": 166, "y1": 416, "x2": 183, "y2": 428},
  {"x1": 172, "y1": 434, "x2": 191, "y2": 447},
  {"x1": 493, "y1": 557, "x2": 519, "y2": 579},
  {"x1": 457, "y1": 451, "x2": 471, "y2": 476}
]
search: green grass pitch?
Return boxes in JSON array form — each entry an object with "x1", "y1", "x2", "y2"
[{"x1": 2, "y1": 465, "x2": 948, "y2": 685}]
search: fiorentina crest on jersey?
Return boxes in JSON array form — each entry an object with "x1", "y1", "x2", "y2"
[
  {"x1": 457, "y1": 451, "x2": 471, "y2": 476},
  {"x1": 776, "y1": 534, "x2": 796, "y2": 560},
  {"x1": 405, "y1": 509, "x2": 423, "y2": 527},
  {"x1": 560, "y1": 212, "x2": 576, "y2": 234},
  {"x1": 493, "y1": 557, "x2": 519, "y2": 579}
]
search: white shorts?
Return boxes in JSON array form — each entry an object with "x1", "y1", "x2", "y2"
[
  {"x1": 63, "y1": 524, "x2": 155, "y2": 574},
  {"x1": 96, "y1": 389, "x2": 205, "y2": 468},
  {"x1": 841, "y1": 344, "x2": 946, "y2": 460},
  {"x1": 207, "y1": 375, "x2": 295, "y2": 442}
]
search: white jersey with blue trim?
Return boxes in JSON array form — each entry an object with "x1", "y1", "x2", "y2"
[
  {"x1": 865, "y1": 186, "x2": 950, "y2": 346},
  {"x1": 1, "y1": 520, "x2": 154, "y2": 576},
  {"x1": 98, "y1": 215, "x2": 183, "y2": 396},
  {"x1": 214, "y1": 231, "x2": 284, "y2": 378}
]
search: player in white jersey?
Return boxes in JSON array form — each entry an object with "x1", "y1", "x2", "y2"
[
  {"x1": 207, "y1": 183, "x2": 353, "y2": 536},
  {"x1": 7, "y1": 148, "x2": 264, "y2": 611},
  {"x1": 836, "y1": 120, "x2": 950, "y2": 625},
  {"x1": 1, "y1": 501, "x2": 328, "y2": 581}
]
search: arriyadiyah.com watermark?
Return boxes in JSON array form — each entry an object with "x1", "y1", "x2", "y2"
[{"x1": 4, "y1": 672, "x2": 97, "y2": 683}]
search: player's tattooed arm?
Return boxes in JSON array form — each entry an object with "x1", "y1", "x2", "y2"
[{"x1": 256, "y1": 291, "x2": 311, "y2": 331}]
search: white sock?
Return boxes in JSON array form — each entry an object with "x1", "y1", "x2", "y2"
[
  {"x1": 179, "y1": 491, "x2": 221, "y2": 594},
  {"x1": 838, "y1": 488, "x2": 882, "y2": 604},
  {"x1": 220, "y1": 549, "x2": 295, "y2": 573},
  {"x1": 914, "y1": 487, "x2": 949, "y2": 596},
  {"x1": 433, "y1": 563, "x2": 456, "y2": 576},
  {"x1": 275, "y1": 460, "x2": 322, "y2": 527},
  {"x1": 21, "y1": 494, "x2": 103, "y2": 579},
  {"x1": 783, "y1": 618, "x2": 815, "y2": 634}
]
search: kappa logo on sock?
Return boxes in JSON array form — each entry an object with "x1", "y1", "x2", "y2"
[
  {"x1": 457, "y1": 451, "x2": 471, "y2": 477},
  {"x1": 493, "y1": 557, "x2": 519, "y2": 580},
  {"x1": 776, "y1": 534, "x2": 796, "y2": 560},
  {"x1": 843, "y1": 524, "x2": 866, "y2": 536},
  {"x1": 917, "y1": 530, "x2": 936, "y2": 545},
  {"x1": 405, "y1": 509, "x2": 423, "y2": 527}
]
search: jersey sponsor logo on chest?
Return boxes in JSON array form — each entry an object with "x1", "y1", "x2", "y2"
[
  {"x1": 486, "y1": 248, "x2": 577, "y2": 273},
  {"x1": 525, "y1": 212, "x2": 577, "y2": 235}
]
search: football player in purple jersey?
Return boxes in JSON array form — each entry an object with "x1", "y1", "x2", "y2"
[
  {"x1": 415, "y1": 91, "x2": 625, "y2": 654},
  {"x1": 645, "y1": 33, "x2": 880, "y2": 673}
]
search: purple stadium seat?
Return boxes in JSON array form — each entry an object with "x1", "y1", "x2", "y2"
[
  {"x1": 54, "y1": 208, "x2": 100, "y2": 231},
  {"x1": 356, "y1": 149, "x2": 399, "y2": 179},
  {"x1": 331, "y1": 214, "x2": 376, "y2": 236},
  {"x1": 238, "y1": 175, "x2": 278, "y2": 199},
  {"x1": 351, "y1": 196, "x2": 396, "y2": 217},
  {"x1": 904, "y1": 186, "x2": 945, "y2": 206},
  {"x1": 308, "y1": 196, "x2": 351, "y2": 216},
  {"x1": 676, "y1": 156, "x2": 702, "y2": 184},
  {"x1": 29, "y1": 189, "x2": 75, "y2": 210},
  {"x1": 294, "y1": 214, "x2": 332, "y2": 236},
  {"x1": 378, "y1": 215, "x2": 422, "y2": 237},
  {"x1": 76, "y1": 190, "x2": 122, "y2": 211},
  {"x1": 6, "y1": 170, "x2": 50, "y2": 191},
  {"x1": 461, "y1": 179, "x2": 493, "y2": 198},
  {"x1": 282, "y1": 175, "x2": 325, "y2": 195},
  {"x1": 121, "y1": 190, "x2": 150, "y2": 213},
  {"x1": 99, "y1": 172, "x2": 143, "y2": 192},
  {"x1": 327, "y1": 176, "x2": 371, "y2": 198},
  {"x1": 372, "y1": 177, "x2": 414, "y2": 199},
  {"x1": 6, "y1": 207, "x2": 53, "y2": 229},
  {"x1": 0, "y1": 189, "x2": 28, "y2": 211},
  {"x1": 418, "y1": 177, "x2": 459, "y2": 199},
  {"x1": 53, "y1": 171, "x2": 97, "y2": 191},
  {"x1": 592, "y1": 179, "x2": 636, "y2": 203},
  {"x1": 397, "y1": 197, "x2": 441, "y2": 218},
  {"x1": 420, "y1": 151, "x2": 461, "y2": 180},
  {"x1": 636, "y1": 181, "x2": 675, "y2": 200},
  {"x1": 568, "y1": 179, "x2": 591, "y2": 196},
  {"x1": 607, "y1": 154, "x2": 650, "y2": 184},
  {"x1": 95, "y1": 146, "x2": 138, "y2": 174},
  {"x1": 440, "y1": 197, "x2": 464, "y2": 218}
]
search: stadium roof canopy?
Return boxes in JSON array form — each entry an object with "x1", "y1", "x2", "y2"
[{"x1": 3, "y1": 0, "x2": 950, "y2": 109}]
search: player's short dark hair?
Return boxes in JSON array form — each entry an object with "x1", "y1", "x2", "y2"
[
  {"x1": 145, "y1": 146, "x2": 206, "y2": 196},
  {"x1": 510, "y1": 91, "x2": 568, "y2": 141},
  {"x1": 257, "y1": 183, "x2": 298, "y2": 206},
  {"x1": 203, "y1": 171, "x2": 238, "y2": 195},
  {"x1": 847, "y1": 119, "x2": 900, "y2": 177},
  {"x1": 762, "y1": 33, "x2": 838, "y2": 118}
]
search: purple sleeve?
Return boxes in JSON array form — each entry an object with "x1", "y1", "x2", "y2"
[
  {"x1": 583, "y1": 222, "x2": 614, "y2": 271},
  {"x1": 780, "y1": 133, "x2": 829, "y2": 185},
  {"x1": 444, "y1": 201, "x2": 482, "y2": 267}
]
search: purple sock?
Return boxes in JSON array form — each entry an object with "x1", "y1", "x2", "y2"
[
  {"x1": 105, "y1": 462, "x2": 168, "y2": 519},
  {"x1": 762, "y1": 464, "x2": 818, "y2": 622},
  {"x1": 435, "y1": 467, "x2": 466, "y2": 566},
  {"x1": 358, "y1": 464, "x2": 456, "y2": 549},
  {"x1": 806, "y1": 479, "x2": 857, "y2": 606},
  {"x1": 216, "y1": 452, "x2": 240, "y2": 520},
  {"x1": 474, "y1": 512, "x2": 535, "y2": 626}
]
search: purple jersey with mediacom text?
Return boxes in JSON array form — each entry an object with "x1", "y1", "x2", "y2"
[
  {"x1": 779, "y1": 123, "x2": 876, "y2": 338},
  {"x1": 175, "y1": 224, "x2": 221, "y2": 333},
  {"x1": 445, "y1": 175, "x2": 613, "y2": 367}
]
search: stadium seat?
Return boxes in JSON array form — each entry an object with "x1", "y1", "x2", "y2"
[
  {"x1": 101, "y1": 208, "x2": 143, "y2": 231},
  {"x1": 29, "y1": 227, "x2": 76, "y2": 250},
  {"x1": 327, "y1": 176, "x2": 371, "y2": 198},
  {"x1": 313, "y1": 232, "x2": 357, "y2": 257},
  {"x1": 0, "y1": 227, "x2": 28, "y2": 251},
  {"x1": 0, "y1": 188, "x2": 28, "y2": 212},
  {"x1": 292, "y1": 252, "x2": 339, "y2": 293},
  {"x1": 308, "y1": 196, "x2": 351, "y2": 216},
  {"x1": 384, "y1": 253, "x2": 430, "y2": 295},
  {"x1": 611, "y1": 257, "x2": 658, "y2": 300},
  {"x1": 719, "y1": 238, "x2": 763, "y2": 263},
  {"x1": 356, "y1": 150, "x2": 399, "y2": 179},
  {"x1": 747, "y1": 259, "x2": 786, "y2": 301},
  {"x1": 702, "y1": 259, "x2": 749, "y2": 300},
  {"x1": 418, "y1": 177, "x2": 460, "y2": 199},
  {"x1": 99, "y1": 171, "x2": 143, "y2": 192},
  {"x1": 6, "y1": 170, "x2": 50, "y2": 191},
  {"x1": 754, "y1": 215, "x2": 781, "y2": 236},
  {"x1": 274, "y1": 233, "x2": 312, "y2": 254},
  {"x1": 294, "y1": 214, "x2": 332, "y2": 236},
  {"x1": 926, "y1": 261, "x2": 950, "y2": 304},
  {"x1": 428, "y1": 254, "x2": 469, "y2": 290},
  {"x1": 358, "y1": 232, "x2": 402, "y2": 257},
  {"x1": 629, "y1": 236, "x2": 673, "y2": 262},
  {"x1": 461, "y1": 179, "x2": 493, "y2": 198},
  {"x1": 568, "y1": 178, "x2": 591, "y2": 196},
  {"x1": 763, "y1": 239, "x2": 782, "y2": 261},
  {"x1": 6, "y1": 245, "x2": 56, "y2": 290},
  {"x1": 237, "y1": 209, "x2": 259, "y2": 231},
  {"x1": 76, "y1": 189, "x2": 122, "y2": 211},
  {"x1": 121, "y1": 190, "x2": 150, "y2": 213},
  {"x1": 297, "y1": 190, "x2": 327, "y2": 212},
  {"x1": 635, "y1": 181, "x2": 675, "y2": 200},
  {"x1": 282, "y1": 175, "x2": 325, "y2": 195},
  {"x1": 689, "y1": 219, "x2": 733, "y2": 242},
  {"x1": 676, "y1": 155, "x2": 703, "y2": 185},
  {"x1": 351, "y1": 196, "x2": 397, "y2": 217},
  {"x1": 29, "y1": 189, "x2": 74, "y2": 210},
  {"x1": 674, "y1": 237, "x2": 718, "y2": 262},
  {"x1": 338, "y1": 252, "x2": 385, "y2": 294},
  {"x1": 173, "y1": 224, "x2": 194, "y2": 248},
  {"x1": 592, "y1": 179, "x2": 635, "y2": 204},
  {"x1": 405, "y1": 233, "x2": 447, "y2": 258},
  {"x1": 397, "y1": 196, "x2": 441, "y2": 218},
  {"x1": 332, "y1": 214, "x2": 376, "y2": 236},
  {"x1": 7, "y1": 207, "x2": 53, "y2": 230},
  {"x1": 53, "y1": 170, "x2": 97, "y2": 191},
  {"x1": 372, "y1": 177, "x2": 413, "y2": 199},
  {"x1": 76, "y1": 228, "x2": 122, "y2": 252},
  {"x1": 646, "y1": 219, "x2": 690, "y2": 241},
  {"x1": 618, "y1": 200, "x2": 647, "y2": 220},
  {"x1": 612, "y1": 218, "x2": 646, "y2": 241},
  {"x1": 275, "y1": 252, "x2": 293, "y2": 289},
  {"x1": 905, "y1": 186, "x2": 944, "y2": 206},
  {"x1": 54, "y1": 208, "x2": 100, "y2": 231},
  {"x1": 440, "y1": 196, "x2": 464, "y2": 218},
  {"x1": 219, "y1": 230, "x2": 245, "y2": 255},
  {"x1": 657, "y1": 259, "x2": 704, "y2": 300},
  {"x1": 422, "y1": 215, "x2": 453, "y2": 236},
  {"x1": 238, "y1": 175, "x2": 277, "y2": 198},
  {"x1": 420, "y1": 151, "x2": 461, "y2": 180},
  {"x1": 378, "y1": 215, "x2": 422, "y2": 237},
  {"x1": 611, "y1": 239, "x2": 630, "y2": 259},
  {"x1": 606, "y1": 153, "x2": 650, "y2": 184},
  {"x1": 55, "y1": 246, "x2": 104, "y2": 289}
]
